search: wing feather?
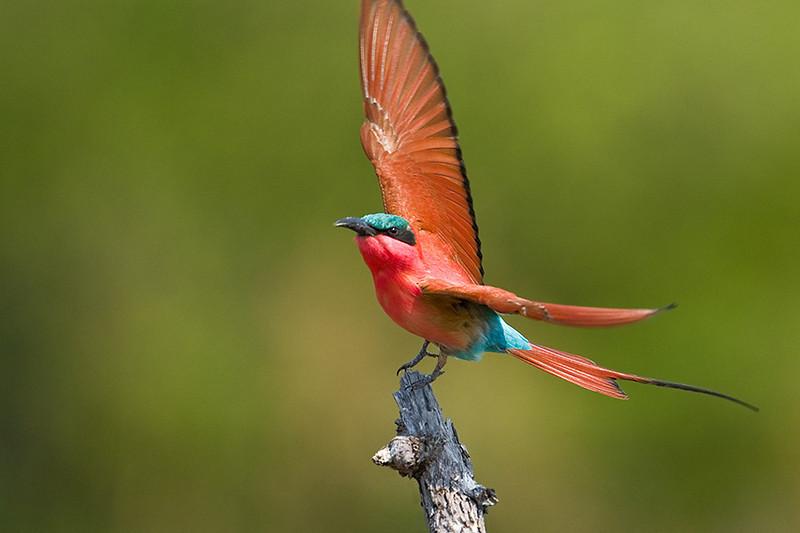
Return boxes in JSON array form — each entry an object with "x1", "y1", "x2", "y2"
[
  {"x1": 359, "y1": 0, "x2": 483, "y2": 283},
  {"x1": 421, "y1": 279, "x2": 670, "y2": 327}
]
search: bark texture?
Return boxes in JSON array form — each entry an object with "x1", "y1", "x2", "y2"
[{"x1": 373, "y1": 371, "x2": 498, "y2": 532}]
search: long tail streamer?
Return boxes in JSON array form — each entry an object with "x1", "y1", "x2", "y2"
[{"x1": 508, "y1": 345, "x2": 758, "y2": 411}]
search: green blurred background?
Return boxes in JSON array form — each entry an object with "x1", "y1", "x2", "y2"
[{"x1": 1, "y1": 0, "x2": 798, "y2": 531}]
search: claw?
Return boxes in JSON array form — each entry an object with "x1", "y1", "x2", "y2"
[
  {"x1": 396, "y1": 362, "x2": 416, "y2": 376},
  {"x1": 396, "y1": 340, "x2": 434, "y2": 375},
  {"x1": 403, "y1": 352, "x2": 448, "y2": 390}
]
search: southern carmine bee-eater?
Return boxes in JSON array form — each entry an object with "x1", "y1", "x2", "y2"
[{"x1": 337, "y1": 0, "x2": 756, "y2": 410}]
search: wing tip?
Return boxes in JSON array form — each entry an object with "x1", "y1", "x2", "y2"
[{"x1": 656, "y1": 302, "x2": 678, "y2": 314}]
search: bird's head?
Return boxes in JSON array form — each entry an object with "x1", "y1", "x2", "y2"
[{"x1": 335, "y1": 213, "x2": 419, "y2": 273}]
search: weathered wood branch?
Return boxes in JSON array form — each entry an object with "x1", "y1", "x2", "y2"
[{"x1": 372, "y1": 371, "x2": 498, "y2": 532}]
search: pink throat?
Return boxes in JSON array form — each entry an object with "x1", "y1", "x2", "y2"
[
  {"x1": 356, "y1": 234, "x2": 424, "y2": 278},
  {"x1": 355, "y1": 234, "x2": 432, "y2": 342}
]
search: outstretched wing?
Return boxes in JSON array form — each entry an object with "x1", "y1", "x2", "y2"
[
  {"x1": 421, "y1": 278, "x2": 673, "y2": 327},
  {"x1": 359, "y1": 0, "x2": 483, "y2": 284}
]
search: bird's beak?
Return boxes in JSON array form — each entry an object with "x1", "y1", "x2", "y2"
[{"x1": 334, "y1": 217, "x2": 377, "y2": 237}]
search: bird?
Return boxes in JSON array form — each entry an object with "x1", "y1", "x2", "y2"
[{"x1": 336, "y1": 0, "x2": 756, "y2": 411}]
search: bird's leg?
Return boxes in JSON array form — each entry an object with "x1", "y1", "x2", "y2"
[
  {"x1": 408, "y1": 352, "x2": 449, "y2": 390},
  {"x1": 396, "y1": 340, "x2": 436, "y2": 375}
]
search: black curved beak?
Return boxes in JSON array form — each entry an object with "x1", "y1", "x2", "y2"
[{"x1": 335, "y1": 217, "x2": 377, "y2": 237}]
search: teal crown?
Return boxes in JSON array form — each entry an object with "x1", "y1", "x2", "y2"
[{"x1": 362, "y1": 213, "x2": 411, "y2": 232}]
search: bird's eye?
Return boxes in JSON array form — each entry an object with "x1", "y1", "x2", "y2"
[{"x1": 387, "y1": 227, "x2": 399, "y2": 235}]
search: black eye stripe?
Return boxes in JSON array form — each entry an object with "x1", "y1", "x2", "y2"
[{"x1": 377, "y1": 226, "x2": 416, "y2": 245}]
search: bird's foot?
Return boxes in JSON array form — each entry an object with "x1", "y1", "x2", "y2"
[
  {"x1": 404, "y1": 352, "x2": 448, "y2": 390},
  {"x1": 407, "y1": 369, "x2": 445, "y2": 390},
  {"x1": 396, "y1": 340, "x2": 437, "y2": 375}
]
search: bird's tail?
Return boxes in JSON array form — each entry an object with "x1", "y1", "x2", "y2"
[{"x1": 507, "y1": 345, "x2": 758, "y2": 411}]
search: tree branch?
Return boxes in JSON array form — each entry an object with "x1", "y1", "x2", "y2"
[{"x1": 372, "y1": 371, "x2": 498, "y2": 532}]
